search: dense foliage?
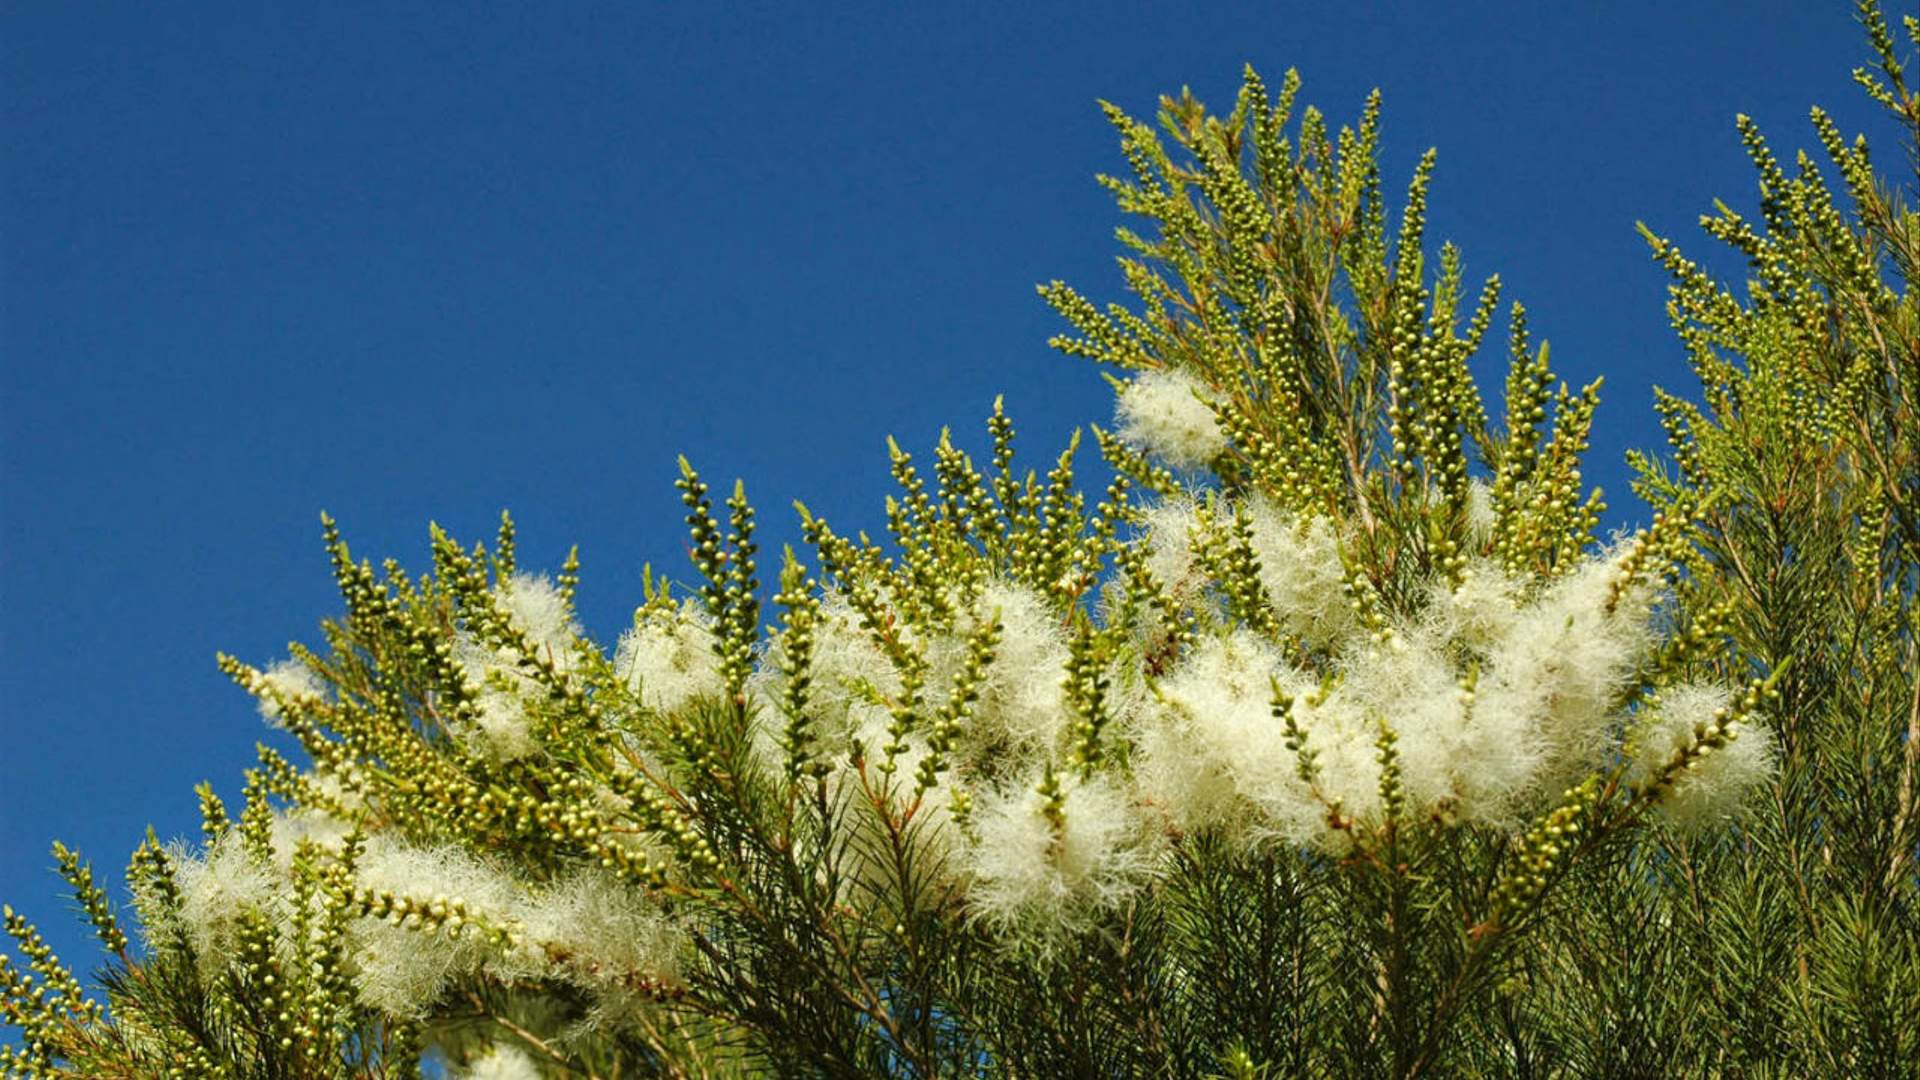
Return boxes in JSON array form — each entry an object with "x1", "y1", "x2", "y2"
[{"x1": 5, "y1": 4, "x2": 1916, "y2": 1076}]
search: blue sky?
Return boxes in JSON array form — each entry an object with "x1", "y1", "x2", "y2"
[{"x1": 0, "y1": 2, "x2": 1898, "y2": 972}]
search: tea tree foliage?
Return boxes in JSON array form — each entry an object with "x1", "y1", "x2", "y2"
[
  {"x1": 1554, "y1": 5, "x2": 1920, "y2": 1072},
  {"x1": 4, "y1": 5, "x2": 1916, "y2": 1077}
]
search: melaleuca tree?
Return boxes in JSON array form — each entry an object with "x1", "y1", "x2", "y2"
[
  {"x1": 1507, "y1": 3, "x2": 1920, "y2": 1075},
  {"x1": 16, "y1": 10, "x2": 1917, "y2": 1078}
]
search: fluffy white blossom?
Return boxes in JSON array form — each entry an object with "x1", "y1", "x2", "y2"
[
  {"x1": 1124, "y1": 531, "x2": 1735, "y2": 847},
  {"x1": 1114, "y1": 369, "x2": 1229, "y2": 470},
  {"x1": 1418, "y1": 557, "x2": 1525, "y2": 650},
  {"x1": 255, "y1": 657, "x2": 329, "y2": 726},
  {"x1": 304, "y1": 768, "x2": 367, "y2": 814},
  {"x1": 346, "y1": 838, "x2": 683, "y2": 1017},
  {"x1": 1137, "y1": 496, "x2": 1205, "y2": 601},
  {"x1": 1633, "y1": 683, "x2": 1781, "y2": 831},
  {"x1": 1464, "y1": 478, "x2": 1497, "y2": 545},
  {"x1": 453, "y1": 630, "x2": 539, "y2": 762},
  {"x1": 170, "y1": 835, "x2": 276, "y2": 981},
  {"x1": 462, "y1": 1044, "x2": 543, "y2": 1080},
  {"x1": 507, "y1": 866, "x2": 682, "y2": 992},
  {"x1": 748, "y1": 591, "x2": 907, "y2": 769},
  {"x1": 1241, "y1": 498, "x2": 1360, "y2": 647},
  {"x1": 347, "y1": 839, "x2": 527, "y2": 1017},
  {"x1": 1474, "y1": 543, "x2": 1658, "y2": 782},
  {"x1": 168, "y1": 818, "x2": 684, "y2": 1023},
  {"x1": 947, "y1": 580, "x2": 1074, "y2": 753},
  {"x1": 613, "y1": 599, "x2": 724, "y2": 715},
  {"x1": 446, "y1": 573, "x2": 583, "y2": 761},
  {"x1": 959, "y1": 772, "x2": 1154, "y2": 943},
  {"x1": 1134, "y1": 496, "x2": 1358, "y2": 648},
  {"x1": 1136, "y1": 630, "x2": 1323, "y2": 843},
  {"x1": 265, "y1": 806, "x2": 356, "y2": 871},
  {"x1": 495, "y1": 572, "x2": 579, "y2": 669}
]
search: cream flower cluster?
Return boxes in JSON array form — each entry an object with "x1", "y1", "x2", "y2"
[
  {"x1": 449, "y1": 572, "x2": 583, "y2": 761},
  {"x1": 1114, "y1": 369, "x2": 1229, "y2": 470},
  {"x1": 746, "y1": 495, "x2": 1779, "y2": 940},
  {"x1": 1132, "y1": 497, "x2": 1777, "y2": 844},
  {"x1": 161, "y1": 819, "x2": 680, "y2": 1021},
  {"x1": 613, "y1": 598, "x2": 724, "y2": 715},
  {"x1": 254, "y1": 657, "x2": 330, "y2": 727},
  {"x1": 747, "y1": 574, "x2": 1159, "y2": 940},
  {"x1": 750, "y1": 579, "x2": 1094, "y2": 770},
  {"x1": 199, "y1": 489, "x2": 1775, "y2": 985},
  {"x1": 462, "y1": 1044, "x2": 543, "y2": 1079}
]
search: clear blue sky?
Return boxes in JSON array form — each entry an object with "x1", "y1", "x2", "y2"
[{"x1": 1, "y1": 2, "x2": 1898, "y2": 971}]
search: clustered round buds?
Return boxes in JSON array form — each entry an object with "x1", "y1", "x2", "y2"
[
  {"x1": 1490, "y1": 779, "x2": 1600, "y2": 926},
  {"x1": 351, "y1": 888, "x2": 520, "y2": 951},
  {"x1": 1629, "y1": 669, "x2": 1785, "y2": 829},
  {"x1": 1343, "y1": 568, "x2": 1398, "y2": 650}
]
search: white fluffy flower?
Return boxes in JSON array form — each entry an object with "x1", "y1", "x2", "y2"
[
  {"x1": 1419, "y1": 558, "x2": 1524, "y2": 650},
  {"x1": 171, "y1": 835, "x2": 276, "y2": 980},
  {"x1": 749, "y1": 593, "x2": 903, "y2": 757},
  {"x1": 1123, "y1": 527, "x2": 1741, "y2": 847},
  {"x1": 1241, "y1": 498, "x2": 1359, "y2": 648},
  {"x1": 265, "y1": 807, "x2": 355, "y2": 871},
  {"x1": 1115, "y1": 369, "x2": 1229, "y2": 470},
  {"x1": 1476, "y1": 543, "x2": 1657, "y2": 776},
  {"x1": 1325, "y1": 632, "x2": 1464, "y2": 811},
  {"x1": 1464, "y1": 478, "x2": 1497, "y2": 545},
  {"x1": 1132, "y1": 495, "x2": 1356, "y2": 649},
  {"x1": 463, "y1": 1044, "x2": 543, "y2": 1080},
  {"x1": 495, "y1": 572, "x2": 579, "y2": 671},
  {"x1": 614, "y1": 599, "x2": 724, "y2": 715},
  {"x1": 960, "y1": 772, "x2": 1153, "y2": 942},
  {"x1": 341, "y1": 837, "x2": 683, "y2": 1019},
  {"x1": 1136, "y1": 631, "x2": 1326, "y2": 844},
  {"x1": 1137, "y1": 497, "x2": 1205, "y2": 601},
  {"x1": 346, "y1": 839, "x2": 526, "y2": 1017},
  {"x1": 444, "y1": 573, "x2": 583, "y2": 762},
  {"x1": 1633, "y1": 683, "x2": 1780, "y2": 831},
  {"x1": 495, "y1": 865, "x2": 684, "y2": 1004},
  {"x1": 950, "y1": 580, "x2": 1073, "y2": 753},
  {"x1": 255, "y1": 658, "x2": 329, "y2": 726},
  {"x1": 451, "y1": 629, "x2": 538, "y2": 762}
]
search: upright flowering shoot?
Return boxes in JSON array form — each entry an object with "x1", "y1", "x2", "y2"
[
  {"x1": 1035, "y1": 62, "x2": 1785, "y2": 1070},
  {"x1": 1041, "y1": 63, "x2": 1775, "y2": 832}
]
